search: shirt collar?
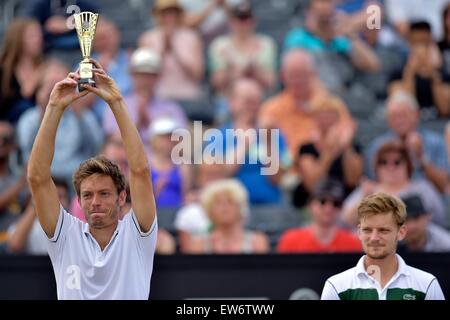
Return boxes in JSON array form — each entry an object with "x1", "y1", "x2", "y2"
[
  {"x1": 356, "y1": 254, "x2": 411, "y2": 277},
  {"x1": 83, "y1": 220, "x2": 120, "y2": 238}
]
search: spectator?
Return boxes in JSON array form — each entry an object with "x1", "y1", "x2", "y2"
[
  {"x1": 102, "y1": 48, "x2": 187, "y2": 151},
  {"x1": 284, "y1": 0, "x2": 380, "y2": 73},
  {"x1": 343, "y1": 141, "x2": 446, "y2": 228},
  {"x1": 148, "y1": 117, "x2": 192, "y2": 209},
  {"x1": 23, "y1": 0, "x2": 98, "y2": 52},
  {"x1": 186, "y1": 179, "x2": 269, "y2": 254},
  {"x1": 139, "y1": 0, "x2": 204, "y2": 102},
  {"x1": 89, "y1": 18, "x2": 133, "y2": 122},
  {"x1": 0, "y1": 18, "x2": 44, "y2": 123},
  {"x1": 258, "y1": 49, "x2": 352, "y2": 157},
  {"x1": 209, "y1": 0, "x2": 277, "y2": 97},
  {"x1": 366, "y1": 91, "x2": 449, "y2": 193},
  {"x1": 388, "y1": 21, "x2": 450, "y2": 117},
  {"x1": 0, "y1": 121, "x2": 28, "y2": 245},
  {"x1": 7, "y1": 177, "x2": 70, "y2": 255},
  {"x1": 277, "y1": 178, "x2": 362, "y2": 253},
  {"x1": 399, "y1": 195, "x2": 450, "y2": 252},
  {"x1": 217, "y1": 78, "x2": 290, "y2": 205},
  {"x1": 174, "y1": 157, "x2": 227, "y2": 252},
  {"x1": 181, "y1": 0, "x2": 231, "y2": 44},
  {"x1": 385, "y1": 0, "x2": 449, "y2": 41},
  {"x1": 293, "y1": 94, "x2": 362, "y2": 208},
  {"x1": 17, "y1": 58, "x2": 104, "y2": 185}
]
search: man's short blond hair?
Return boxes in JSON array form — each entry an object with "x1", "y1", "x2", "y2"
[
  {"x1": 73, "y1": 155, "x2": 126, "y2": 197},
  {"x1": 357, "y1": 192, "x2": 406, "y2": 226}
]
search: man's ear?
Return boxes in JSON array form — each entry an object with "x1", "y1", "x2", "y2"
[
  {"x1": 118, "y1": 190, "x2": 127, "y2": 207},
  {"x1": 397, "y1": 224, "x2": 407, "y2": 241}
]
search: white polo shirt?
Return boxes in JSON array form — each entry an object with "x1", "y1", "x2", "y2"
[
  {"x1": 321, "y1": 254, "x2": 445, "y2": 300},
  {"x1": 47, "y1": 206, "x2": 158, "y2": 300}
]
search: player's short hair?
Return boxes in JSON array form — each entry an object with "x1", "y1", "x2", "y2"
[
  {"x1": 73, "y1": 155, "x2": 126, "y2": 197},
  {"x1": 357, "y1": 192, "x2": 407, "y2": 226}
]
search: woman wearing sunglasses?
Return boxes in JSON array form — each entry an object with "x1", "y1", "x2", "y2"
[{"x1": 342, "y1": 140, "x2": 446, "y2": 228}]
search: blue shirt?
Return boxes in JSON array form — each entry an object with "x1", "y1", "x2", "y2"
[
  {"x1": 284, "y1": 28, "x2": 352, "y2": 54},
  {"x1": 212, "y1": 123, "x2": 290, "y2": 205}
]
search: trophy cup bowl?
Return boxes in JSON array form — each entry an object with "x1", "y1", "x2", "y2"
[{"x1": 74, "y1": 12, "x2": 99, "y2": 92}]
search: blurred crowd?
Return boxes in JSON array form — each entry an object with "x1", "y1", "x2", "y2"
[{"x1": 1, "y1": 0, "x2": 450, "y2": 255}]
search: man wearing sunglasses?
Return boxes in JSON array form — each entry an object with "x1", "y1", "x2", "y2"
[{"x1": 277, "y1": 177, "x2": 361, "y2": 253}]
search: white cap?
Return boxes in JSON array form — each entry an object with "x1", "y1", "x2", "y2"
[
  {"x1": 130, "y1": 48, "x2": 161, "y2": 74},
  {"x1": 148, "y1": 117, "x2": 179, "y2": 137}
]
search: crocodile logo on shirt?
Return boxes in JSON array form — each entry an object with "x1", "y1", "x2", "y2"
[{"x1": 403, "y1": 294, "x2": 416, "y2": 300}]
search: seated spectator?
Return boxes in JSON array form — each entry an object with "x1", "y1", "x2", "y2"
[
  {"x1": 7, "y1": 177, "x2": 70, "y2": 255},
  {"x1": 357, "y1": 17, "x2": 406, "y2": 100},
  {"x1": 138, "y1": 0, "x2": 204, "y2": 102},
  {"x1": 277, "y1": 178, "x2": 362, "y2": 253},
  {"x1": 385, "y1": 0, "x2": 449, "y2": 41},
  {"x1": 23, "y1": 0, "x2": 98, "y2": 52},
  {"x1": 365, "y1": 91, "x2": 449, "y2": 193},
  {"x1": 293, "y1": 94, "x2": 362, "y2": 208},
  {"x1": 217, "y1": 78, "x2": 290, "y2": 205},
  {"x1": 388, "y1": 21, "x2": 450, "y2": 117},
  {"x1": 398, "y1": 194, "x2": 450, "y2": 252},
  {"x1": 174, "y1": 157, "x2": 228, "y2": 252},
  {"x1": 343, "y1": 141, "x2": 446, "y2": 228},
  {"x1": 284, "y1": 0, "x2": 379, "y2": 74},
  {"x1": 0, "y1": 18, "x2": 44, "y2": 123},
  {"x1": 17, "y1": 58, "x2": 103, "y2": 185},
  {"x1": 209, "y1": 1, "x2": 277, "y2": 97},
  {"x1": 258, "y1": 49, "x2": 352, "y2": 157},
  {"x1": 148, "y1": 117, "x2": 192, "y2": 209},
  {"x1": 0, "y1": 121, "x2": 29, "y2": 245},
  {"x1": 181, "y1": 0, "x2": 231, "y2": 44},
  {"x1": 186, "y1": 179, "x2": 269, "y2": 254},
  {"x1": 102, "y1": 48, "x2": 187, "y2": 151}
]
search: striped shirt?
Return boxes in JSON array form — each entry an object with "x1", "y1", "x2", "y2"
[{"x1": 321, "y1": 254, "x2": 445, "y2": 300}]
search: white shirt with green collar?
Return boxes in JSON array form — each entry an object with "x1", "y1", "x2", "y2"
[{"x1": 321, "y1": 254, "x2": 445, "y2": 300}]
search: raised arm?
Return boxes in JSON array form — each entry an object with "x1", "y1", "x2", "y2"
[
  {"x1": 27, "y1": 73, "x2": 88, "y2": 237},
  {"x1": 83, "y1": 60, "x2": 156, "y2": 232}
]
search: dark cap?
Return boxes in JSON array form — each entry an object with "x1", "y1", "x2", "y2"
[
  {"x1": 231, "y1": 1, "x2": 253, "y2": 19},
  {"x1": 401, "y1": 195, "x2": 427, "y2": 219},
  {"x1": 312, "y1": 177, "x2": 344, "y2": 202}
]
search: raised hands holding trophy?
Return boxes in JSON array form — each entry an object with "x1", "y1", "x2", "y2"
[{"x1": 74, "y1": 11, "x2": 99, "y2": 92}]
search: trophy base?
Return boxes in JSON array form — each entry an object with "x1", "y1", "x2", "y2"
[{"x1": 78, "y1": 78, "x2": 96, "y2": 92}]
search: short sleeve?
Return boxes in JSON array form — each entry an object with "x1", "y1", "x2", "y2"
[
  {"x1": 425, "y1": 278, "x2": 445, "y2": 300},
  {"x1": 47, "y1": 206, "x2": 78, "y2": 257},
  {"x1": 128, "y1": 209, "x2": 158, "y2": 238},
  {"x1": 321, "y1": 280, "x2": 341, "y2": 300}
]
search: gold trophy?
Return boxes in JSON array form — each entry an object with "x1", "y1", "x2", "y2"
[{"x1": 74, "y1": 11, "x2": 99, "y2": 91}]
